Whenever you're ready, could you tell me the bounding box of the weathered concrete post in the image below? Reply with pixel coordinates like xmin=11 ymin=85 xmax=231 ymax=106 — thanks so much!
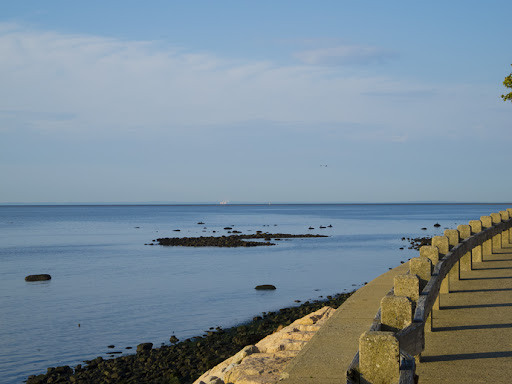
xmin=469 ymin=220 xmax=483 ymax=265
xmin=359 ymin=331 xmax=400 ymax=384
xmin=499 ymin=211 xmax=510 ymax=246
xmin=432 ymin=236 xmax=450 ymax=294
xmin=394 ymin=274 xmax=420 ymax=305
xmin=480 ymin=216 xmax=493 ymax=259
xmin=507 ymin=208 xmax=512 ymax=243
xmin=419 ymin=245 xmax=440 ymax=313
xmin=431 ymin=236 xmax=449 ymax=258
xmin=419 ymin=245 xmax=439 ymax=265
xmin=444 ymin=229 xmax=460 ymax=282
xmin=409 ymin=258 xmax=433 ymax=332
xmin=410 ymin=257 xmax=432 ymax=291
xmin=457 ymin=224 xmax=472 ymax=272
xmin=490 ymin=213 xmax=502 ymax=251
xmin=380 ymin=293 xmax=413 ymax=333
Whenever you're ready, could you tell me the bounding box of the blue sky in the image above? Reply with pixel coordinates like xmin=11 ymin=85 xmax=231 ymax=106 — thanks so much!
xmin=1 ymin=1 xmax=511 ymax=203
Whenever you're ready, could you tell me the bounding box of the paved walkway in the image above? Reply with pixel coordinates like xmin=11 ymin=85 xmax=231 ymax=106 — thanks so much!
xmin=280 ymin=262 xmax=410 ymax=384
xmin=416 ymin=244 xmax=512 ymax=383
xmin=281 ymin=245 xmax=512 ymax=383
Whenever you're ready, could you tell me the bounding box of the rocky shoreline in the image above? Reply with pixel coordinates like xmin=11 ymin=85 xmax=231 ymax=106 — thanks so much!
xmin=194 ymin=306 xmax=336 ymax=384
xmin=26 ymin=293 xmax=352 ymax=384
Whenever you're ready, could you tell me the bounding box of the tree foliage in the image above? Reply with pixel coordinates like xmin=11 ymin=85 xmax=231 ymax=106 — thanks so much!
xmin=502 ymin=64 xmax=512 ymax=102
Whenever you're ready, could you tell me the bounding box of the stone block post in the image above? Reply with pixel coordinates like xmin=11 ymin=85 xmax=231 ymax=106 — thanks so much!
xmin=508 ymin=208 xmax=512 ymax=243
xmin=500 ymin=211 xmax=510 ymax=246
xmin=408 ymin=256 xmax=432 ymax=332
xmin=490 ymin=213 xmax=502 ymax=251
xmin=431 ymin=236 xmax=449 ymax=256
xmin=418 ymin=246 xmax=440 ymax=313
xmin=432 ymin=236 xmax=450 ymax=294
xmin=457 ymin=224 xmax=472 ymax=272
xmin=359 ymin=331 xmax=400 ymax=384
xmin=394 ymin=274 xmax=420 ymax=304
xmin=410 ymin=257 xmax=432 ymax=291
xmin=444 ymin=229 xmax=460 ymax=282
xmin=469 ymin=220 xmax=483 ymax=265
xmin=380 ymin=294 xmax=413 ymax=333
xmin=420 ymin=245 xmax=439 ymax=265
xmin=480 ymin=216 xmax=493 ymax=259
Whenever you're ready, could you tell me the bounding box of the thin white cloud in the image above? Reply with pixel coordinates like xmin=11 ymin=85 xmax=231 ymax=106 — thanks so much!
xmin=293 ymin=44 xmax=398 ymax=66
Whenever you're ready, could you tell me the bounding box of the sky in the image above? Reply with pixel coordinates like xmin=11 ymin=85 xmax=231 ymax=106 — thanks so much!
xmin=1 ymin=1 xmax=511 ymax=204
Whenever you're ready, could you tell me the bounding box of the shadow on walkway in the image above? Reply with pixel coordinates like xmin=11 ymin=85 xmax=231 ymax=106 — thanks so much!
xmin=421 ymin=351 xmax=512 ymax=362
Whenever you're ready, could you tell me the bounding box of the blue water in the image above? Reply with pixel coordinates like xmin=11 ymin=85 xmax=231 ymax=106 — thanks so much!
xmin=0 ymin=203 xmax=510 ymax=383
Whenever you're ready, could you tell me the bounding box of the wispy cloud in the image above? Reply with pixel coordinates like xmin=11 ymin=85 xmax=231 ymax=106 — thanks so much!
xmin=0 ymin=22 xmax=503 ymax=143
xmin=293 ymin=44 xmax=398 ymax=66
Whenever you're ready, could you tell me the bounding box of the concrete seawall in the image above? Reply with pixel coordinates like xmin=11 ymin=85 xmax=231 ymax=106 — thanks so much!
xmin=280 ymin=262 xmax=410 ymax=383
xmin=283 ymin=209 xmax=512 ymax=384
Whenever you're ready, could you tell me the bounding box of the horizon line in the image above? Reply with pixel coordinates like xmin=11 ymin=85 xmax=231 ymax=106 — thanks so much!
xmin=2 ymin=201 xmax=512 ymax=207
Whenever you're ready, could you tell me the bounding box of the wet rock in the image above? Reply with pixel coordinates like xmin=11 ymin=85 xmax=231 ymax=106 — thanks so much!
xmin=25 ymin=274 xmax=51 ymax=282
xmin=403 ymin=236 xmax=432 ymax=250
xmin=170 ymin=335 xmax=179 ymax=344
xmin=434 ymin=223 xmax=441 ymax=227
xmin=255 ymin=284 xmax=276 ymax=290
xmin=136 ymin=343 xmax=153 ymax=353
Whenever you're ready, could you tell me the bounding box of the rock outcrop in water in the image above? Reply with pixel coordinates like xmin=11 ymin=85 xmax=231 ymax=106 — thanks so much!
xmin=254 ymin=285 xmax=277 ymax=290
xmin=154 ymin=233 xmax=327 ymax=247
xmin=25 ymin=274 xmax=51 ymax=282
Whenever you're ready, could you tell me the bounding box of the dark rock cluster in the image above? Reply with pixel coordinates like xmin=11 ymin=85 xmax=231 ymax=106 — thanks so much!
xmin=401 ymin=236 xmax=432 ymax=250
xmin=26 ymin=292 xmax=352 ymax=384
xmin=154 ymin=233 xmax=327 ymax=247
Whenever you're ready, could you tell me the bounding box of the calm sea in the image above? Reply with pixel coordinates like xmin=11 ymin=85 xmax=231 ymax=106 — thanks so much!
xmin=1 ymin=203 xmax=510 ymax=383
